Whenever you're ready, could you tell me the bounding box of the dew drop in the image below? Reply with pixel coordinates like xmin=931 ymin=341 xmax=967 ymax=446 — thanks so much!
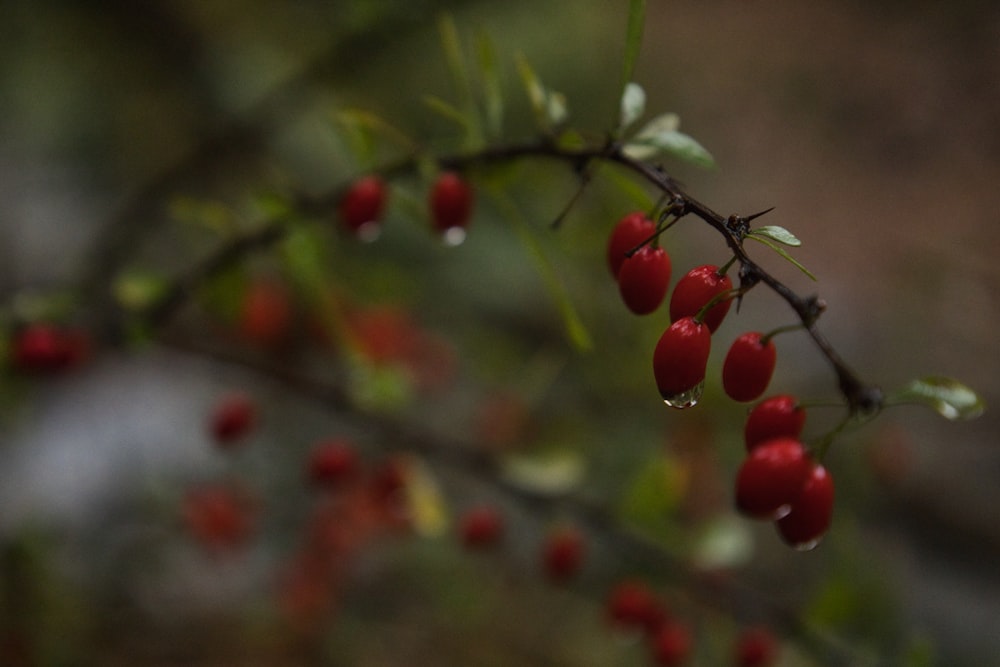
xmin=662 ymin=381 xmax=705 ymax=409
xmin=791 ymin=537 xmax=821 ymax=552
xmin=442 ymin=226 xmax=467 ymax=247
xmin=356 ymin=221 xmax=382 ymax=243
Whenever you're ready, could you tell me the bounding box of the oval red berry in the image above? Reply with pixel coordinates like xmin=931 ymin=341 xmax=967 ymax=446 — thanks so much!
xmin=652 ymin=316 xmax=712 ymax=402
xmin=607 ymin=211 xmax=656 ymax=278
xmin=669 ymin=264 xmax=733 ymax=333
xmin=339 ymin=175 xmax=387 ymax=234
xmin=776 ymin=462 xmax=834 ymax=549
xmin=723 ymin=332 xmax=777 ymax=402
xmin=743 ymin=395 xmax=806 ymax=451
xmin=429 ymin=171 xmax=473 ymax=234
xmin=617 ymin=245 xmax=672 ymax=315
xmin=734 ymin=437 xmax=811 ymax=519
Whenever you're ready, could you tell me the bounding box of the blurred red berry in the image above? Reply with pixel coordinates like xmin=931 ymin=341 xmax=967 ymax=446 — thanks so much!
xmin=429 ymin=171 xmax=473 ymax=236
xmin=606 ymin=579 xmax=668 ymax=635
xmin=649 ymin=621 xmax=693 ymax=666
xmin=10 ymin=323 xmax=90 ymax=373
xmin=239 ymin=279 xmax=293 ymax=348
xmin=776 ymin=462 xmax=835 ymax=549
xmin=542 ymin=527 xmax=585 ymax=583
xmin=743 ymin=395 xmax=806 ymax=451
xmin=308 ymin=439 xmax=360 ymax=488
xmin=339 ymin=175 xmax=387 ymax=235
xmin=210 ymin=392 xmax=257 ymax=446
xmin=459 ymin=505 xmax=505 ymax=550
xmin=735 ymin=626 xmax=778 ymax=667
xmin=182 ymin=483 xmax=255 ymax=553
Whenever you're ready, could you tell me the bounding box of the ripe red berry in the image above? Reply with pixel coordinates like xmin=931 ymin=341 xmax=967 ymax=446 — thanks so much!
xmin=723 ymin=332 xmax=777 ymax=403
xmin=735 ymin=626 xmax=778 ymax=667
xmin=429 ymin=171 xmax=473 ymax=240
xmin=617 ymin=245 xmax=672 ymax=315
xmin=743 ymin=395 xmax=806 ymax=451
xmin=607 ymin=211 xmax=656 ymax=278
xmin=339 ymin=175 xmax=387 ymax=236
xmin=307 ymin=439 xmax=360 ymax=487
xmin=652 ymin=316 xmax=712 ymax=405
xmin=776 ymin=462 xmax=834 ymax=549
xmin=606 ymin=579 xmax=667 ymax=635
xmin=239 ymin=279 xmax=293 ymax=348
xmin=10 ymin=323 xmax=89 ymax=373
xmin=458 ymin=505 xmax=505 ymax=550
xmin=210 ymin=393 xmax=257 ymax=446
xmin=669 ymin=264 xmax=733 ymax=333
xmin=182 ymin=483 xmax=256 ymax=553
xmin=542 ymin=527 xmax=585 ymax=582
xmin=649 ymin=621 xmax=693 ymax=666
xmin=734 ymin=438 xmax=812 ymax=519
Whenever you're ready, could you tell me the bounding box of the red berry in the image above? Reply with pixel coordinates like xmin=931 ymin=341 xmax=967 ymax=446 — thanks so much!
xmin=542 ymin=527 xmax=585 ymax=582
xmin=339 ymin=175 xmax=387 ymax=235
xmin=459 ymin=505 xmax=505 ymax=549
xmin=429 ymin=171 xmax=473 ymax=238
xmin=776 ymin=463 xmax=834 ymax=549
xmin=735 ymin=626 xmax=778 ymax=667
xmin=652 ymin=317 xmax=712 ymax=404
xmin=239 ymin=279 xmax=293 ymax=347
xmin=210 ymin=393 xmax=257 ymax=446
xmin=182 ymin=483 xmax=256 ymax=553
xmin=723 ymin=332 xmax=777 ymax=402
xmin=10 ymin=323 xmax=88 ymax=373
xmin=734 ymin=438 xmax=811 ymax=519
xmin=307 ymin=439 xmax=360 ymax=487
xmin=617 ymin=245 xmax=672 ymax=315
xmin=669 ymin=264 xmax=733 ymax=333
xmin=607 ymin=211 xmax=656 ymax=278
xmin=606 ymin=579 xmax=668 ymax=635
xmin=743 ymin=395 xmax=806 ymax=451
xmin=649 ymin=621 xmax=693 ymax=666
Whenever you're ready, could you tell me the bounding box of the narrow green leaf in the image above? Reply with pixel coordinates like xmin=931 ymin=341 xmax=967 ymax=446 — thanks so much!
xmin=619 ymin=82 xmax=646 ymax=133
xmin=750 ymin=225 xmax=802 ymax=247
xmin=888 ymin=376 xmax=985 ymax=420
xmin=438 ymin=14 xmax=472 ymax=108
xmin=423 ymin=95 xmax=474 ymax=132
xmin=515 ymin=53 xmax=550 ymax=131
xmin=475 ymin=31 xmax=504 ymax=138
xmin=490 ymin=187 xmax=594 ymax=352
xmin=621 ymin=0 xmax=647 ymax=88
xmin=337 ymin=109 xmax=419 ymax=153
xmin=747 ymin=234 xmax=818 ymax=281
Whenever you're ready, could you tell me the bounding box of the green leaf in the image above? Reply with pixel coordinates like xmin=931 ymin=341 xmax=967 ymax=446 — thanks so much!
xmin=114 ymin=272 xmax=169 ymax=312
xmin=337 ymin=109 xmax=418 ymax=153
xmin=749 ymin=225 xmax=801 ymax=247
xmin=280 ymin=225 xmax=331 ymax=295
xmin=619 ymin=82 xmax=646 ymax=133
xmin=888 ymin=376 xmax=984 ymax=420
xmin=437 ymin=14 xmax=483 ymax=146
xmin=621 ymin=0 xmax=647 ymax=88
xmin=747 ymin=234 xmax=817 ymax=281
xmin=514 ymin=54 xmax=567 ymax=133
xmin=489 ymin=187 xmax=594 ymax=352
xmin=423 ymin=95 xmax=475 ymax=132
xmin=475 ymin=31 xmax=504 ymax=138
xmin=622 ymin=113 xmax=715 ymax=168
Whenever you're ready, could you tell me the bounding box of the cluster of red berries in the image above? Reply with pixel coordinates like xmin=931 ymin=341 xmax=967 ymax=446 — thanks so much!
xmin=455 ymin=504 xmax=779 ymax=665
xmin=338 ymin=170 xmax=474 ymax=243
xmin=735 ymin=395 xmax=835 ymax=549
xmin=607 ymin=211 xmax=780 ymax=407
xmin=607 ymin=212 xmax=835 ymax=549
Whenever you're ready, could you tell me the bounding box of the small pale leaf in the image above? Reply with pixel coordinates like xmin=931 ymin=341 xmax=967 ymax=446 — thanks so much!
xmin=501 ymin=450 xmax=585 ymax=495
xmin=747 ymin=235 xmax=817 ymax=281
xmin=623 ymin=114 xmax=714 ymax=167
xmin=619 ymin=82 xmax=646 ymax=132
xmin=750 ymin=225 xmax=802 ymax=247
xmin=890 ymin=377 xmax=984 ymax=420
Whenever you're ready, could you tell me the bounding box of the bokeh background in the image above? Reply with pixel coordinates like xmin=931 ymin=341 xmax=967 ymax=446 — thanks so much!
xmin=1 ymin=1 xmax=998 ymax=665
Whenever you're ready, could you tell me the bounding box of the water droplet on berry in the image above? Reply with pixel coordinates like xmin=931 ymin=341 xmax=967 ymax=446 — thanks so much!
xmin=442 ymin=227 xmax=467 ymax=247
xmin=356 ymin=221 xmax=382 ymax=243
xmin=790 ymin=537 xmax=821 ymax=552
xmin=662 ymin=381 xmax=704 ymax=409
